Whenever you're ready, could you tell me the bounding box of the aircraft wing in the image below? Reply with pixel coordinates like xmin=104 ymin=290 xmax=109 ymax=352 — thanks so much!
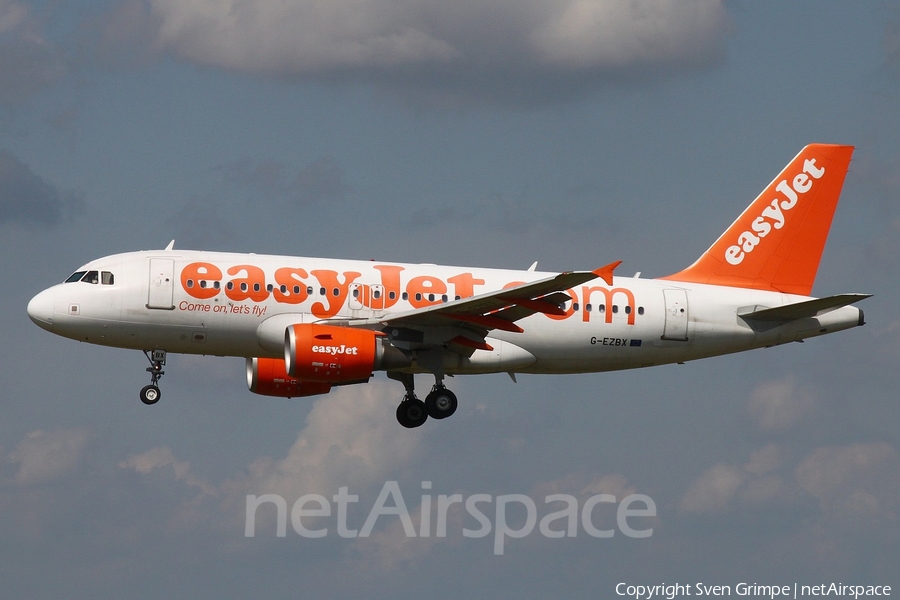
xmin=738 ymin=293 xmax=871 ymax=322
xmin=324 ymin=261 xmax=620 ymax=352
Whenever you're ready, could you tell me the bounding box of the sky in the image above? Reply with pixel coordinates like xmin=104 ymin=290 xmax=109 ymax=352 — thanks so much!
xmin=2 ymin=0 xmax=900 ymax=597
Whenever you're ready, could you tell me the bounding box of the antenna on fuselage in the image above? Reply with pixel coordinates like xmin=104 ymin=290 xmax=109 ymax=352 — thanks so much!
xmin=165 ymin=240 xmax=175 ymax=251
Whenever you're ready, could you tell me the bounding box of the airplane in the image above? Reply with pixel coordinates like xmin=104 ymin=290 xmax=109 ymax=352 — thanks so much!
xmin=27 ymin=144 xmax=869 ymax=428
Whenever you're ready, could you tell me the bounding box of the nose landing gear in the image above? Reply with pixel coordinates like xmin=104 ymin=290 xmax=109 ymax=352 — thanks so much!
xmin=140 ymin=349 xmax=166 ymax=405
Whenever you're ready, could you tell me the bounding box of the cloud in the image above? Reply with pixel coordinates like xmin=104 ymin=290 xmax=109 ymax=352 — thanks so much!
xmin=221 ymin=156 xmax=351 ymax=207
xmin=8 ymin=428 xmax=89 ymax=485
xmin=0 ymin=0 xmax=26 ymax=31
xmin=885 ymin=16 xmax=900 ymax=69
xmin=228 ymin=382 xmax=422 ymax=504
xmin=680 ymin=439 xmax=900 ymax=530
xmin=119 ymin=446 xmax=217 ymax=496
xmin=795 ymin=443 xmax=900 ymax=521
xmin=130 ymin=0 xmax=728 ymax=105
xmin=0 ymin=1 xmax=64 ymax=106
xmin=290 ymin=158 xmax=352 ymax=206
xmin=746 ymin=376 xmax=815 ymax=432
xmin=0 ymin=151 xmax=84 ymax=227
xmin=680 ymin=444 xmax=799 ymax=515
xmin=680 ymin=463 xmax=745 ymax=514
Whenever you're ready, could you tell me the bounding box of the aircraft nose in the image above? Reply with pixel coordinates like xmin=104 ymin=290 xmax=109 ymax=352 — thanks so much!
xmin=27 ymin=288 xmax=55 ymax=331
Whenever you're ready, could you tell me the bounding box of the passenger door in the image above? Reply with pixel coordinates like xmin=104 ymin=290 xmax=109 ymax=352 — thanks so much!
xmin=147 ymin=258 xmax=175 ymax=310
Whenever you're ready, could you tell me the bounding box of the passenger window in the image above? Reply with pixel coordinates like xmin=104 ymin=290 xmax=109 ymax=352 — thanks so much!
xmin=638 ymin=307 xmax=644 ymax=315
xmin=83 ymin=271 xmax=99 ymax=284
xmin=65 ymin=271 xmax=86 ymax=283
xmin=612 ymin=305 xmax=619 ymax=313
xmin=585 ymin=303 xmax=592 ymax=312
xmin=625 ymin=306 xmax=632 ymax=314
xmin=101 ymin=271 xmax=114 ymax=285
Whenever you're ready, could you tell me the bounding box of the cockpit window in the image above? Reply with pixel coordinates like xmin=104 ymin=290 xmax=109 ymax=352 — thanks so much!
xmin=64 ymin=270 xmax=114 ymax=284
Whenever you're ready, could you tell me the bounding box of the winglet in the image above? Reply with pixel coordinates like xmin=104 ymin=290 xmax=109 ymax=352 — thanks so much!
xmin=593 ymin=261 xmax=622 ymax=286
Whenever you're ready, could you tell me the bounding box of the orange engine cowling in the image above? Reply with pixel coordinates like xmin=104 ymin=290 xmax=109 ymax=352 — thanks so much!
xmin=246 ymin=357 xmax=332 ymax=398
xmin=285 ymin=324 xmax=387 ymax=383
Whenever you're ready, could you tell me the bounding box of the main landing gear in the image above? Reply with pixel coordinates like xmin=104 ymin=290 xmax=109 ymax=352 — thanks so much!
xmin=140 ymin=349 xmax=166 ymax=405
xmin=389 ymin=373 xmax=458 ymax=428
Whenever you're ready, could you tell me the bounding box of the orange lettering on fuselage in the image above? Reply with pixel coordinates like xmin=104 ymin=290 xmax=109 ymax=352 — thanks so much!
xmin=177 ymin=262 xmax=640 ymax=326
xmin=182 ymin=262 xmax=222 ymax=300
xmin=581 ymin=286 xmax=636 ymax=325
xmin=370 ymin=265 xmax=404 ymax=309
xmin=310 ymin=270 xmax=361 ymax=318
xmin=407 ymin=275 xmax=447 ymax=308
xmin=273 ymin=267 xmax=309 ymax=304
xmin=226 ymin=265 xmax=269 ymax=302
xmin=447 ymin=272 xmax=485 ymax=299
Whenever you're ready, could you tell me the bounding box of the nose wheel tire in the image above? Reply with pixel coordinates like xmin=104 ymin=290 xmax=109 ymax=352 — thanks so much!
xmin=140 ymin=384 xmax=161 ymax=405
xmin=396 ymin=398 xmax=428 ymax=428
xmin=425 ymin=387 xmax=458 ymax=419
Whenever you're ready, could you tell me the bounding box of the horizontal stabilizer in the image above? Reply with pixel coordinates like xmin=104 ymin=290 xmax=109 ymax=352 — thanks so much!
xmin=738 ymin=293 xmax=871 ymax=322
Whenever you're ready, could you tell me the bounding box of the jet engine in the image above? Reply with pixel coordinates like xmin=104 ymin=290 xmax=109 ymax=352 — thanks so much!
xmin=246 ymin=357 xmax=333 ymax=398
xmin=284 ymin=324 xmax=409 ymax=383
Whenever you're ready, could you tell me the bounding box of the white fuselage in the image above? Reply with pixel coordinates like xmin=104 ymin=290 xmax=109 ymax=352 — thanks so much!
xmin=26 ymin=249 xmax=863 ymax=376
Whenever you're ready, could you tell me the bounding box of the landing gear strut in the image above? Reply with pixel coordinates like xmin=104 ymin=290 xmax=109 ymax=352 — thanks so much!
xmin=140 ymin=349 xmax=166 ymax=405
xmin=389 ymin=372 xmax=428 ymax=428
xmin=388 ymin=372 xmax=458 ymax=428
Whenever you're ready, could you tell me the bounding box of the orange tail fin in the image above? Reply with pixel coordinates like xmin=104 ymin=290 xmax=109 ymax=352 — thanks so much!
xmin=660 ymin=144 xmax=854 ymax=296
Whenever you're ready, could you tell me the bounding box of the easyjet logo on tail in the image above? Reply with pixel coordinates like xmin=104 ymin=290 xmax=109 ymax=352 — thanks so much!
xmin=724 ymin=158 xmax=826 ymax=266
